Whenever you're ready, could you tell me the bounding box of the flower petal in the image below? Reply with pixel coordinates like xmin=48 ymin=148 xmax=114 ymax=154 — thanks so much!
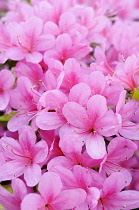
xmin=21 ymin=194 xmax=44 ymax=210
xmin=87 ymin=95 xmax=107 ymax=123
xmin=62 ymin=102 xmax=89 ymax=129
xmin=38 ymin=172 xmax=63 ymax=201
xmin=36 ymin=110 xmax=66 ymax=130
xmin=86 ymin=134 xmax=106 ymax=159
xmin=52 ymin=189 xmax=86 ymax=209
xmin=24 ymin=163 xmax=41 ymax=187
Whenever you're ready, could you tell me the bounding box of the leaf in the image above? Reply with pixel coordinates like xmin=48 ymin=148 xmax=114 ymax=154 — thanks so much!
xmin=90 ymin=42 xmax=101 ymax=48
xmin=0 ymin=204 xmax=5 ymax=210
xmin=131 ymin=88 xmax=139 ymax=102
xmin=0 ymin=112 xmax=18 ymax=122
xmin=2 ymin=185 xmax=13 ymax=194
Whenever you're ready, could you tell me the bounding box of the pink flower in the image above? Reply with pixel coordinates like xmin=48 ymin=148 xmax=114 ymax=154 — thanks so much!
xmin=21 ymin=172 xmax=87 ymax=210
xmin=100 ymin=136 xmax=138 ymax=186
xmin=44 ymin=33 xmax=90 ymax=64
xmin=8 ymin=76 xmax=40 ymax=131
xmin=62 ymin=95 xmax=118 ymax=159
xmin=49 ymin=165 xmax=105 ymax=210
xmin=0 ymin=126 xmax=48 ymax=186
xmin=6 ymin=16 xmax=55 ymax=63
xmin=0 ymin=178 xmax=27 ymax=210
xmin=94 ymin=172 xmax=139 ymax=210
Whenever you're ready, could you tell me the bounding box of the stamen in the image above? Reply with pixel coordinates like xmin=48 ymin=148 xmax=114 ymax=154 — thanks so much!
xmin=10 ymin=148 xmax=32 ymax=161
xmin=106 ymin=161 xmax=139 ymax=172
xmin=30 ymin=87 xmax=41 ymax=98
xmin=123 ymin=122 xmax=139 ymax=128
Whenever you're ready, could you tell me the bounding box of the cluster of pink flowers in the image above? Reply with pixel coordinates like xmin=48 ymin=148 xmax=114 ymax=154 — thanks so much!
xmin=1 ymin=0 xmax=139 ymax=209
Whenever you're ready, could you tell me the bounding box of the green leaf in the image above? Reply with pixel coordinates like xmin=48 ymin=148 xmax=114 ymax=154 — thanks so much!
xmin=0 ymin=112 xmax=18 ymax=122
xmin=0 ymin=204 xmax=5 ymax=209
xmin=2 ymin=185 xmax=13 ymax=194
xmin=90 ymin=42 xmax=101 ymax=48
xmin=131 ymin=88 xmax=139 ymax=102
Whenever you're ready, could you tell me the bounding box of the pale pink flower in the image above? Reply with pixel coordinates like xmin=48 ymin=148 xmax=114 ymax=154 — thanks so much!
xmin=6 ymin=16 xmax=55 ymax=63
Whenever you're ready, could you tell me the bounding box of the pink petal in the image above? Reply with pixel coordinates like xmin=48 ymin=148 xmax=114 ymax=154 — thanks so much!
xmin=73 ymin=165 xmax=92 ymax=187
xmin=12 ymin=178 xmax=27 ymax=202
xmin=121 ymin=99 xmax=138 ymax=121
xmin=14 ymin=62 xmax=43 ymax=84
xmin=0 ymin=186 xmax=19 ymax=210
xmin=75 ymin=203 xmax=89 ymax=210
xmin=24 ymin=16 xmax=43 ymax=39
xmin=24 ymin=163 xmax=41 ymax=187
xmin=109 ymin=190 xmax=139 ymax=209
xmin=1 ymin=136 xmax=22 ymax=160
xmin=39 ymin=89 xmax=67 ymax=109
xmin=52 ymin=189 xmax=86 ymax=209
xmin=47 ymin=156 xmax=76 ymax=171
xmin=95 ymin=110 xmax=118 ymax=137
xmin=0 ymin=92 xmax=9 ymax=110
xmin=21 ymin=194 xmax=44 ymax=210
xmin=59 ymin=12 xmax=76 ymax=31
xmin=103 ymin=163 xmax=132 ymax=187
xmin=87 ymin=187 xmax=100 ymax=209
xmin=107 ymin=137 xmax=137 ymax=162
xmin=0 ymin=161 xmax=25 ymax=181
xmin=33 ymin=140 xmax=48 ymax=163
xmin=56 ymin=33 xmax=72 ymax=53
xmin=89 ymin=71 xmax=106 ymax=95
xmin=35 ymin=34 xmax=55 ymax=51
xmin=72 ymin=44 xmax=90 ymax=60
xmin=38 ymin=172 xmax=63 ymax=201
xmin=0 ymin=69 xmax=14 ymax=90
xmin=62 ymin=102 xmax=89 ymax=129
xmin=116 ymin=90 xmax=126 ymax=113
xmin=64 ymin=58 xmax=81 ymax=74
xmin=6 ymin=47 xmax=25 ymax=60
xmin=36 ymin=110 xmax=66 ymax=130
xmin=26 ymin=51 xmax=42 ymax=63
xmin=102 ymin=172 xmax=126 ymax=197
xmin=59 ymin=133 xmax=83 ymax=156
xmin=18 ymin=125 xmax=36 ymax=150
xmin=87 ymin=95 xmax=107 ymax=123
xmin=44 ymin=21 xmax=60 ymax=36
xmin=86 ymin=134 xmax=106 ymax=159
xmin=7 ymin=114 xmax=33 ymax=132
xmin=50 ymin=165 xmax=78 ymax=189
xmin=69 ymin=83 xmax=91 ymax=105
xmin=120 ymin=122 xmax=139 ymax=140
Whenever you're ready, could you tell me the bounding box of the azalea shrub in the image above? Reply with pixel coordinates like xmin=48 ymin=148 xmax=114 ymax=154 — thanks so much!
xmin=1 ymin=0 xmax=139 ymax=209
